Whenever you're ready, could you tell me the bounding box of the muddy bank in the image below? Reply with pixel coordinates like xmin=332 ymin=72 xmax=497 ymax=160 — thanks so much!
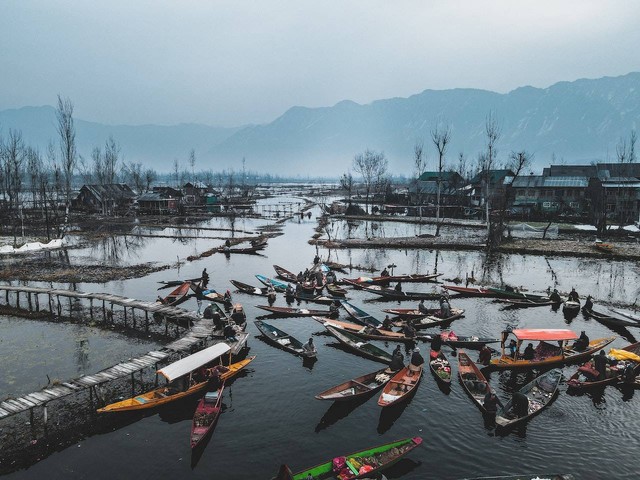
xmin=312 ymin=236 xmax=640 ymax=260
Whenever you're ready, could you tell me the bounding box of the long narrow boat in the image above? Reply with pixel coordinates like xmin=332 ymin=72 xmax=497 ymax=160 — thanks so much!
xmin=383 ymin=307 xmax=442 ymax=319
xmin=343 ymin=273 xmax=441 ymax=285
xmin=396 ymin=308 xmax=465 ymax=330
xmin=377 ymin=365 xmax=423 ymax=407
xmin=491 ymin=329 xmax=616 ymax=370
xmin=422 ymin=331 xmax=499 ymax=349
xmin=488 ymin=287 xmax=549 ymax=302
xmin=273 ymin=437 xmax=423 ymax=480
xmin=159 ymin=281 xmax=192 ymax=306
xmin=611 ymin=308 xmax=640 ymax=323
xmin=197 ymin=287 xmax=228 ymax=304
xmin=315 ymin=368 xmax=392 ymax=401
xmin=273 ymin=265 xmax=298 ymax=283
xmin=257 ymin=305 xmax=334 ymax=317
xmin=583 ymin=307 xmax=639 ymax=327
xmin=341 ymin=300 xmax=383 ymax=327
xmin=217 ymin=243 xmax=266 ymax=254
xmin=292 ymin=291 xmax=341 ymax=305
xmin=256 ymin=274 xmax=288 ymax=292
xmin=190 ymin=383 xmax=224 ymax=449
xmin=458 ymin=350 xmax=493 ymax=412
xmin=157 ymin=277 xmax=201 ymax=290
xmin=230 ymin=279 xmax=272 ymax=297
xmin=255 ymin=320 xmax=316 ymax=358
xmin=567 ymin=342 xmax=640 ymax=390
xmin=443 ymin=285 xmax=493 ymax=296
xmin=429 ymin=351 xmax=452 ymax=384
xmin=97 ymin=345 xmax=253 ymax=413
xmin=326 ymin=283 xmax=348 ymax=297
xmin=315 ymin=317 xmax=419 ymax=343
xmin=463 ymin=475 xmax=575 ymax=480
xmin=343 ymin=280 xmax=441 ymax=301
xmin=499 ymin=299 xmax=558 ymax=309
xmin=495 ymin=368 xmax=563 ymax=428
xmin=325 ymin=325 xmax=393 ymax=364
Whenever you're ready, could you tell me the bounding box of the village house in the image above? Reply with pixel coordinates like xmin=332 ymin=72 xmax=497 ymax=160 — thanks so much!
xmin=508 ymin=175 xmax=590 ymax=216
xmin=137 ymin=187 xmax=183 ymax=215
xmin=183 ymin=181 xmax=212 ymax=205
xmin=73 ymin=184 xmax=136 ymax=214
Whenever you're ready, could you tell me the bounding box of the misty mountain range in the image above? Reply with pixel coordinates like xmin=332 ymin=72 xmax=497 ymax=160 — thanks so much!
xmin=1 ymin=72 xmax=639 ymax=176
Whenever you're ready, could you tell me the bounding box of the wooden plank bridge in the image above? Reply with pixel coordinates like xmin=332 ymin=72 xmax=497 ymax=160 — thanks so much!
xmin=0 ymin=284 xmax=248 ymax=421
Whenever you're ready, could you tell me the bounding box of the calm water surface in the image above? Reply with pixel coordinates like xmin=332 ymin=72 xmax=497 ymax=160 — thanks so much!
xmin=2 ymin=205 xmax=640 ymax=479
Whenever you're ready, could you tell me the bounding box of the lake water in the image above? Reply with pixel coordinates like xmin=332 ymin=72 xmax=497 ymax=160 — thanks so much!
xmin=1 ymin=202 xmax=639 ymax=479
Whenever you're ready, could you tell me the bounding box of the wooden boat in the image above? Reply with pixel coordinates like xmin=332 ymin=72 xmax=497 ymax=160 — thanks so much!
xmin=562 ymin=300 xmax=581 ymax=312
xmin=273 ymin=436 xmax=423 ymax=480
xmin=611 ymin=308 xmax=640 ymax=323
xmin=230 ymin=279 xmax=273 ymax=297
xmin=291 ymin=291 xmax=341 ymax=305
xmin=326 ymin=283 xmax=348 ymax=297
xmin=593 ymin=240 xmax=614 ymax=253
xmin=422 ymin=330 xmax=499 ymax=349
xmin=325 ymin=325 xmax=392 ymax=364
xmin=97 ymin=345 xmax=253 ymax=413
xmin=256 ymin=274 xmax=288 ymax=292
xmin=397 ymin=308 xmax=465 ymax=330
xmin=567 ymin=342 xmax=640 ymax=389
xmin=315 ymin=368 xmax=392 ymax=401
xmin=377 ymin=365 xmax=423 ymax=407
xmin=343 ymin=280 xmax=441 ymax=301
xmin=341 ymin=300 xmax=383 ymax=327
xmin=458 ymin=350 xmax=493 ymax=412
xmin=463 ymin=475 xmax=575 ymax=480
xmin=197 ymin=288 xmax=228 ymax=304
xmin=343 ymin=273 xmax=441 ymax=285
xmin=273 ymin=264 xmax=298 ymax=283
xmin=583 ymin=307 xmax=639 ymax=327
xmin=315 ymin=317 xmax=420 ymax=343
xmin=491 ymin=328 xmax=616 ymax=370
xmin=190 ymin=383 xmax=224 ymax=449
xmin=429 ymin=351 xmax=452 ymax=384
xmin=157 ymin=277 xmax=200 ymax=290
xmin=499 ymin=299 xmax=557 ymax=309
xmin=323 ymin=261 xmax=349 ymax=273
xmin=382 ymin=307 xmax=441 ymax=319
xmin=487 ymin=287 xmax=549 ymax=302
xmin=158 ymin=281 xmax=192 ymax=306
xmin=256 ymin=305 xmax=335 ymax=317
xmin=217 ymin=243 xmax=266 ymax=254
xmin=443 ymin=285 xmax=493 ymax=296
xmin=495 ymin=368 xmax=563 ymax=428
xmin=254 ymin=320 xmax=317 ymax=358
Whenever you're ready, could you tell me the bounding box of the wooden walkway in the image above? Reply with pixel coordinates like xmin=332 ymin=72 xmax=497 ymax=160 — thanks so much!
xmin=0 ymin=285 xmax=248 ymax=420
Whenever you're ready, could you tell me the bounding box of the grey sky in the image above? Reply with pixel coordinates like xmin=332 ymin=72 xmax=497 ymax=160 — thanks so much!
xmin=1 ymin=0 xmax=639 ymax=127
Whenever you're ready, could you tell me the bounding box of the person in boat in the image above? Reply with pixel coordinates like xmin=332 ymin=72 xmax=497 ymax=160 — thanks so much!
xmin=314 ymin=270 xmax=324 ymax=287
xmin=224 ymin=322 xmax=238 ymax=342
xmin=201 ymin=268 xmax=209 ymax=289
xmin=439 ymin=296 xmax=451 ymax=318
xmin=623 ymin=362 xmax=637 ymax=384
xmin=157 ymin=295 xmax=165 ymax=304
xmin=206 ymin=365 xmax=230 ymax=390
xmin=302 ymin=337 xmax=317 ymax=356
xmin=387 ymin=346 xmax=405 ymax=373
xmin=267 ymin=284 xmax=277 ymax=305
xmin=381 ymin=267 xmax=389 ymax=277
xmin=402 ymin=322 xmax=417 ymax=339
xmin=478 ymin=345 xmax=492 ymax=366
xmin=512 ymin=391 xmax=529 ymax=418
xmin=573 ymin=331 xmax=590 ymax=351
xmin=584 ymin=295 xmax=594 ymax=312
xmin=297 ymin=271 xmax=304 ymax=283
xmin=381 ymin=315 xmax=393 ymax=331
xmin=408 ymin=347 xmax=424 ymax=376
xmin=307 ymin=211 xmax=312 ymax=219
xmin=568 ymin=287 xmax=579 ymax=302
xmin=394 ymin=282 xmax=403 ymax=294
xmin=593 ymin=350 xmax=609 ymax=380
xmin=430 ymin=334 xmax=443 ymax=359
xmin=313 ymin=254 xmax=320 ymax=265
xmin=550 ymin=288 xmax=562 ymax=304
xmin=483 ymin=391 xmax=503 ymax=414
xmin=329 ymin=301 xmax=340 ymax=317
xmin=523 ymin=343 xmax=535 ymax=361
xmin=203 ymin=303 xmax=214 ymax=319
xmin=212 ymin=311 xmax=224 ymax=332
xmin=418 ymin=299 xmax=429 ymax=314
xmin=224 ymin=239 xmax=231 ymax=252
xmin=285 ymin=283 xmax=295 ymax=298
xmin=507 ymin=339 xmax=518 ymax=359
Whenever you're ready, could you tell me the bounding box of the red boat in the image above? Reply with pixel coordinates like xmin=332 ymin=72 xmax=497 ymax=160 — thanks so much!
xmin=158 ymin=281 xmax=192 ymax=306
xmin=191 ymin=383 xmax=224 ymax=449
xmin=443 ymin=285 xmax=493 ymax=296
xmin=342 ymin=273 xmax=441 ymax=285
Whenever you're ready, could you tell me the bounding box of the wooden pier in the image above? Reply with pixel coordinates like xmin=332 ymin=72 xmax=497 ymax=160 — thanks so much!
xmin=0 ymin=284 xmax=248 ymax=421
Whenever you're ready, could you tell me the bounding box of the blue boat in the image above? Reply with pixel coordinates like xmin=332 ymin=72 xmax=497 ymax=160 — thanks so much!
xmin=255 ymin=274 xmax=288 ymax=292
xmin=340 ymin=301 xmax=383 ymax=328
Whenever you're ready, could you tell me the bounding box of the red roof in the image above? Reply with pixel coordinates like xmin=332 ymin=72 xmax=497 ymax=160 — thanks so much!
xmin=512 ymin=329 xmax=578 ymax=341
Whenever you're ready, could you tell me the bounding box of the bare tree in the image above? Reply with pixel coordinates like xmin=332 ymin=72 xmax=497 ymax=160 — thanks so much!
xmin=353 ymin=149 xmax=388 ymax=214
xmin=2 ymin=130 xmax=27 ymax=243
xmin=483 ymin=112 xmax=501 ymax=235
xmin=188 ymin=149 xmax=196 ymax=183
xmin=412 ymin=140 xmax=426 ymax=217
xmin=103 ymin=135 xmax=120 ymax=185
xmin=173 ymin=158 xmax=180 ymax=188
xmin=26 ymin=146 xmax=42 ymax=211
xmin=56 ymin=95 xmax=77 ymax=219
xmin=124 ymin=162 xmax=144 ymax=193
xmin=431 ymin=121 xmax=451 ymax=235
xmin=614 ymin=130 xmax=637 ymax=226
xmin=144 ymin=168 xmax=156 ymax=192
xmin=340 ymin=172 xmax=354 ymax=201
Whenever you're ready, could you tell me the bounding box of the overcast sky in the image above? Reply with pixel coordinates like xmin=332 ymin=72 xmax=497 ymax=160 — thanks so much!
xmin=1 ymin=0 xmax=639 ymax=127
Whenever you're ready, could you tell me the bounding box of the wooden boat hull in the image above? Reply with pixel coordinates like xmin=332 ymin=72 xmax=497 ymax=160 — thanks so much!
xmin=490 ymin=337 xmax=615 ymax=370
xmin=443 ymin=285 xmax=492 ymax=296
xmin=273 ymin=264 xmax=298 ymax=283
xmin=255 ymin=320 xmax=315 ymax=358
xmin=378 ymin=366 xmax=423 ymax=407
xmin=343 ymin=274 xmax=441 ymax=285
xmin=255 ymin=275 xmax=288 ymax=292
xmin=567 ymin=342 xmax=640 ymax=390
xmin=230 ymin=279 xmax=271 ymax=296
xmin=315 ymin=368 xmax=392 ymax=401
xmin=317 ymin=318 xmax=417 ymax=343
xmin=382 ymin=308 xmax=440 ymax=318
xmin=562 ymin=300 xmax=581 ymax=312
xmin=488 ymin=287 xmax=549 ymax=301
xmin=325 ymin=325 xmax=392 ymax=363
xmin=495 ymin=368 xmax=563 ymax=429
xmin=97 ymin=357 xmax=253 ymax=413
xmin=458 ymin=350 xmax=492 ymax=413
xmin=160 ymin=281 xmax=192 ymax=306
xmin=405 ymin=309 xmax=465 ymax=329
xmin=257 ymin=305 xmax=333 ymax=317
xmin=500 ymin=299 xmax=557 ymax=309
xmin=464 ymin=475 xmax=575 ymax=480
xmin=341 ymin=301 xmax=383 ymax=327
xmin=326 ymin=283 xmax=348 ymax=297
xmin=190 ymin=384 xmax=224 ymax=449
xmin=429 ymin=352 xmax=452 ymax=384
xmin=276 ymin=436 xmax=423 ymax=480
xmin=583 ymin=307 xmax=639 ymax=327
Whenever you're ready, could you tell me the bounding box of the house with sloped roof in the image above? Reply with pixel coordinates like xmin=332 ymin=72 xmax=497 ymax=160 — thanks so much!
xmin=410 ymin=171 xmax=466 ymax=206
xmin=509 ymin=175 xmax=590 ymax=214
xmin=468 ymin=169 xmax=514 ymax=207
xmin=73 ymin=184 xmax=136 ymax=214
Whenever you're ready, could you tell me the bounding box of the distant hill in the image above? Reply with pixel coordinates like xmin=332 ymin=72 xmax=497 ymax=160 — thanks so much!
xmin=2 ymin=73 xmax=640 ymax=175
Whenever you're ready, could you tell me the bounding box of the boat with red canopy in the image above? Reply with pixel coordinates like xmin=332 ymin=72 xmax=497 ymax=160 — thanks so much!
xmin=490 ymin=328 xmax=615 ymax=370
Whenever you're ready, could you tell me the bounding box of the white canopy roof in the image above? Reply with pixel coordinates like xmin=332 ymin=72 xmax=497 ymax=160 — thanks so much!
xmin=158 ymin=343 xmax=230 ymax=382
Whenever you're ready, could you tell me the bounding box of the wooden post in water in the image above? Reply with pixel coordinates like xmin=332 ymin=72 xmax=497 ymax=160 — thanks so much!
xmin=48 ymin=294 xmax=53 ymax=314
xmin=35 ymin=293 xmax=39 ymax=311
xmin=5 ymin=289 xmax=9 ymax=304
xmin=110 ymin=302 xmax=114 ymax=324
xmin=154 ymin=363 xmax=159 ymax=386
xmin=165 ymin=316 xmax=169 ymax=335
xmin=27 ymin=292 xmax=32 ymax=310
xmin=16 ymin=291 xmax=20 ymax=309
xmin=68 ymin=297 xmax=72 ymax=319
xmin=144 ymin=310 xmax=149 ymax=332
xmin=102 ymin=300 xmax=106 ymax=321
xmin=130 ymin=372 xmax=135 ymax=398
xmin=56 ymin=295 xmax=61 ymax=316
xmin=89 ymin=298 xmax=94 ymax=319
xmin=123 ymin=305 xmax=127 ymax=327
xmin=132 ymin=308 xmax=136 ymax=329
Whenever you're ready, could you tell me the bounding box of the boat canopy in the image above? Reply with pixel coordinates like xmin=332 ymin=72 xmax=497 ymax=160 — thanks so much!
xmin=512 ymin=328 xmax=578 ymax=341
xmin=158 ymin=343 xmax=230 ymax=382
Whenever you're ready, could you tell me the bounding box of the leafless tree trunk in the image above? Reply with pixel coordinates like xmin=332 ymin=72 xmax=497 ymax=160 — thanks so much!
xmin=189 ymin=149 xmax=196 ymax=184
xmin=353 ymin=149 xmax=388 ymax=214
xmin=56 ymin=95 xmax=77 ymax=224
xmin=431 ymin=121 xmax=451 ymax=235
xmin=124 ymin=162 xmax=144 ymax=194
xmin=413 ymin=140 xmax=426 ymax=217
xmin=173 ymin=158 xmax=180 ymax=189
xmin=340 ymin=172 xmax=354 ymax=201
xmin=144 ymin=168 xmax=156 ymax=192
xmin=484 ymin=112 xmax=501 ymax=236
